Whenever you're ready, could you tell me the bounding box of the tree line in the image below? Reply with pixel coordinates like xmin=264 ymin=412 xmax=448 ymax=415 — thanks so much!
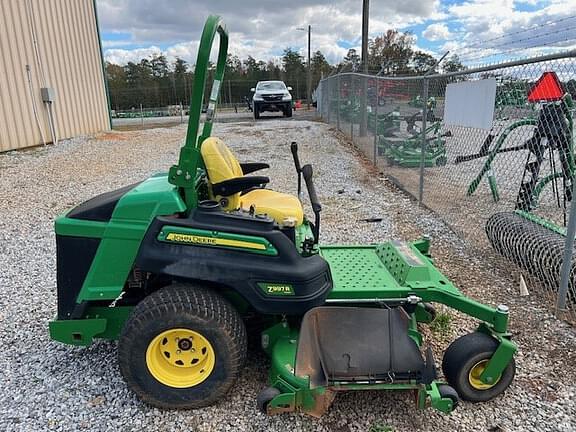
xmin=105 ymin=30 xmax=466 ymax=110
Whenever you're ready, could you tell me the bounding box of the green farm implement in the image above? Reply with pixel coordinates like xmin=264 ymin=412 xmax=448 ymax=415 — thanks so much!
xmin=368 ymin=108 xmax=401 ymax=137
xmin=496 ymin=87 xmax=527 ymax=108
xmin=409 ymin=95 xmax=437 ymax=111
xmin=463 ymin=93 xmax=574 ymax=209
xmin=457 ymin=72 xmax=576 ymax=303
xmin=341 ymin=98 xmax=360 ymax=122
xmin=50 ymin=16 xmax=516 ymax=416
xmin=379 ymin=121 xmax=449 ymax=168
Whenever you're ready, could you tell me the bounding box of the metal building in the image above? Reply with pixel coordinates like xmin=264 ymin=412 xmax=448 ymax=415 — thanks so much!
xmin=0 ymin=0 xmax=110 ymax=152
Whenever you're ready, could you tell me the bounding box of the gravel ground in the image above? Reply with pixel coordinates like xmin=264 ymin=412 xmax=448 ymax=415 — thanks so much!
xmin=112 ymin=108 xmax=316 ymax=130
xmin=1 ymin=119 xmax=575 ymax=432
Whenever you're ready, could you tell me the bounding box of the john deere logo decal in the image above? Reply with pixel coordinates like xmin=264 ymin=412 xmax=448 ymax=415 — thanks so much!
xmin=158 ymin=227 xmax=278 ymax=256
xmin=166 ymin=233 xmax=217 ymax=245
xmin=258 ymin=283 xmax=295 ymax=296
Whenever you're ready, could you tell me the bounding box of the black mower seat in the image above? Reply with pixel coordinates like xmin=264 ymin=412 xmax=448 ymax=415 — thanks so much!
xmin=295 ymin=307 xmax=426 ymax=388
xmin=201 ymin=137 xmax=304 ymax=225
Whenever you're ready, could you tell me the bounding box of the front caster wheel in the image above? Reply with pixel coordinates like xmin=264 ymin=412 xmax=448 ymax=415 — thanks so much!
xmin=438 ymin=384 xmax=459 ymax=410
xmin=420 ymin=302 xmax=437 ymax=323
xmin=442 ymin=332 xmax=515 ymax=402
xmin=257 ymin=387 xmax=281 ymax=413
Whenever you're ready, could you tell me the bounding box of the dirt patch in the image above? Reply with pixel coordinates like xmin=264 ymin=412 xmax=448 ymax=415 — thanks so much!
xmin=94 ymin=132 xmax=130 ymax=141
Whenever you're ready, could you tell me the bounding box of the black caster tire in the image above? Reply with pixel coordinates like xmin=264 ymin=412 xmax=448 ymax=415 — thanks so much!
xmin=442 ymin=332 xmax=515 ymax=402
xmin=423 ymin=302 xmax=437 ymax=322
xmin=438 ymin=384 xmax=459 ymax=410
xmin=257 ymin=387 xmax=281 ymax=413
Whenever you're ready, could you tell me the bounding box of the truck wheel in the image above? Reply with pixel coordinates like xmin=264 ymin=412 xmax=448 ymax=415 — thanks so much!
xmin=254 ymin=105 xmax=260 ymax=119
xmin=285 ymin=107 xmax=293 ymax=118
xmin=118 ymin=283 xmax=247 ymax=409
xmin=442 ymin=332 xmax=515 ymax=402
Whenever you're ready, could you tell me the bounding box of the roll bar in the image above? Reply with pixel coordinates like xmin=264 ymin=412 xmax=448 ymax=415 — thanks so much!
xmin=169 ymin=15 xmax=229 ymax=207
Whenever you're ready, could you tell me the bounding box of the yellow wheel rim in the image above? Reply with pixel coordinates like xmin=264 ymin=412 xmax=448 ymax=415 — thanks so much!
xmin=468 ymin=359 xmax=501 ymax=390
xmin=146 ymin=328 xmax=215 ymax=388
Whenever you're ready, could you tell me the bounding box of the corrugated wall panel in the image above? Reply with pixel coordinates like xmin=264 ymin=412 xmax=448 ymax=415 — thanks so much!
xmin=0 ymin=0 xmax=109 ymax=152
xmin=0 ymin=0 xmax=41 ymax=151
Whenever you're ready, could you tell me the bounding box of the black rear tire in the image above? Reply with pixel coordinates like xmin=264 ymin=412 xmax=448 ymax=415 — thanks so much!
xmin=442 ymin=332 xmax=515 ymax=402
xmin=118 ymin=283 xmax=247 ymax=409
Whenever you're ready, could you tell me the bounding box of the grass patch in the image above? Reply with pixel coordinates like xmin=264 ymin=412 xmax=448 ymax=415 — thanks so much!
xmin=430 ymin=312 xmax=452 ymax=337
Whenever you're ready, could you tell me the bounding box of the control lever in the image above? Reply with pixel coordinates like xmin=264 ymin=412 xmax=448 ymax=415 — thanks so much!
xmin=290 ymin=141 xmax=302 ymax=199
xmin=301 ymin=164 xmax=321 ymax=244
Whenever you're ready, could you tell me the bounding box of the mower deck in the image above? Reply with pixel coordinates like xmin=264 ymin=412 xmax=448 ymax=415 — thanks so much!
xmin=262 ymin=304 xmax=451 ymax=416
xmin=260 ymin=239 xmax=515 ymax=416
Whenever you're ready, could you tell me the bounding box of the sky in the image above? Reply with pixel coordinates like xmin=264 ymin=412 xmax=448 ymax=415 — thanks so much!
xmin=97 ymin=0 xmax=576 ymax=68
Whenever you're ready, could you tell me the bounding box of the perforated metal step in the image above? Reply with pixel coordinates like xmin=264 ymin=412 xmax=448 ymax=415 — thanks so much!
xmin=320 ymin=246 xmax=398 ymax=292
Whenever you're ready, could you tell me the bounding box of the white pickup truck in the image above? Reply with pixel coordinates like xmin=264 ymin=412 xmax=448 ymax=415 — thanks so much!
xmin=251 ymin=80 xmax=293 ymax=119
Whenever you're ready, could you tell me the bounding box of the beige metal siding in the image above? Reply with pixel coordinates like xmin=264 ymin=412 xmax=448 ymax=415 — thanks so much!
xmin=0 ymin=0 xmax=109 ymax=152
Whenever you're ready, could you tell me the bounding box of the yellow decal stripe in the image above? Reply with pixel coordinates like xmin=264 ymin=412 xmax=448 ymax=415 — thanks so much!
xmin=165 ymin=233 xmax=266 ymax=250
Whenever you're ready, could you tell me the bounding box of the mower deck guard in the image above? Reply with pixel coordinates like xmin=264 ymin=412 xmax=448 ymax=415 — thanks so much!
xmin=295 ymin=307 xmax=427 ymax=388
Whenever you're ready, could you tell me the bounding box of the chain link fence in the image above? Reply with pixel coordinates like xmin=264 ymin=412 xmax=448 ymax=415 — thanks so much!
xmin=109 ymin=78 xmax=314 ymax=130
xmin=318 ymin=51 xmax=576 ymax=321
xmin=110 ymin=102 xmax=257 ymax=130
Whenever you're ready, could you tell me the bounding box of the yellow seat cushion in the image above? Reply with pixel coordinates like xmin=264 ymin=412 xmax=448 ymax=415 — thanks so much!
xmin=200 ymin=136 xmax=304 ymax=226
xmin=201 ymin=137 xmax=244 ymax=209
xmin=240 ymin=189 xmax=304 ymax=226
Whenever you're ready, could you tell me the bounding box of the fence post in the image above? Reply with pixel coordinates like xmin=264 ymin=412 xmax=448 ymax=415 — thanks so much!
xmin=180 ymin=102 xmax=183 ymax=124
xmin=326 ymin=81 xmax=330 ymax=123
xmin=350 ymin=76 xmax=355 ymax=142
xmin=418 ymin=78 xmax=429 ymax=205
xmin=373 ymin=78 xmax=379 ymax=166
xmin=337 ymin=75 xmax=341 ymax=131
xmin=360 ymin=75 xmax=368 ymax=137
xmin=140 ymin=103 xmax=144 ymax=129
xmin=228 ymin=80 xmax=232 ymax=107
xmin=556 ymin=180 xmax=576 ymax=316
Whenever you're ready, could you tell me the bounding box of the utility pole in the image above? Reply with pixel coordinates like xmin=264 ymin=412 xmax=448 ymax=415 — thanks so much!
xmin=297 ymin=26 xmax=312 ymax=110
xmin=361 ymin=0 xmax=369 ymax=75
xmin=307 ymin=24 xmax=311 ymax=110
xmin=359 ymin=0 xmax=369 ymax=136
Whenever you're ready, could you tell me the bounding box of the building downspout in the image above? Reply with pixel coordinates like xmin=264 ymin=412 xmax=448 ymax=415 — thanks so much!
xmin=92 ymin=0 xmax=112 ymax=130
xmin=25 ymin=0 xmax=57 ymax=145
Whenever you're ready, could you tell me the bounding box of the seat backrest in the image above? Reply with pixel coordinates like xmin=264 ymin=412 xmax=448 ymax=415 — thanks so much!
xmin=200 ymin=137 xmax=243 ymax=209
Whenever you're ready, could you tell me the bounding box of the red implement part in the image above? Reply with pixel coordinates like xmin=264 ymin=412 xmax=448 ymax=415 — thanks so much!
xmin=527 ymin=71 xmax=564 ymax=102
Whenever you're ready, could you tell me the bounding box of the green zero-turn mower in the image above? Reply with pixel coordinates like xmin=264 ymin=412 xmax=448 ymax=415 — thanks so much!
xmin=49 ymin=16 xmax=517 ymax=415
